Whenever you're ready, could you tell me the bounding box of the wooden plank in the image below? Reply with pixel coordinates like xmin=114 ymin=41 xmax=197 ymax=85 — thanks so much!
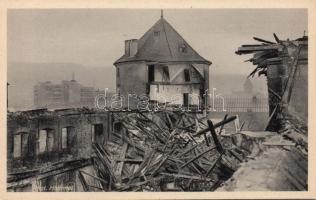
xmin=78 ymin=171 xmax=90 ymax=192
xmin=206 ymin=153 xmax=223 ymax=176
xmin=79 ymin=170 xmax=109 ymax=186
xmin=116 ymin=142 xmax=129 ymax=178
xmin=236 ymin=44 xmax=280 ymax=54
xmin=207 ymin=120 xmax=224 ymax=153
xmin=180 ymin=147 xmax=216 ymax=169
xmin=114 ymin=159 xmax=144 ymax=163
xmin=194 ymin=116 xmax=236 ymax=137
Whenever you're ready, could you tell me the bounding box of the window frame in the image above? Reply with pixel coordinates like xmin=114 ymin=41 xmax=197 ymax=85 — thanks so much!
xmin=184 ymin=69 xmax=191 ymax=82
xmin=37 ymin=128 xmax=54 ymax=154
xmin=13 ymin=133 xmax=22 ymax=158
xmin=92 ymin=123 xmax=104 ymax=143
xmin=61 ymin=127 xmax=68 ymax=149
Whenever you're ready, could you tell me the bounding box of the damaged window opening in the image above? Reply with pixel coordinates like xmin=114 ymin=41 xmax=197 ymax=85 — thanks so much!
xmin=13 ymin=133 xmax=28 ymax=158
xmin=148 ymin=65 xmax=155 ymax=82
xmin=38 ymin=129 xmax=47 ymax=153
xmin=92 ymin=124 xmax=103 ymax=143
xmin=154 ymin=31 xmax=160 ymax=37
xmin=184 ymin=69 xmax=191 ymax=82
xmin=21 ymin=133 xmax=29 ymax=157
xmin=38 ymin=129 xmax=54 ymax=154
xmin=61 ymin=127 xmax=68 ymax=149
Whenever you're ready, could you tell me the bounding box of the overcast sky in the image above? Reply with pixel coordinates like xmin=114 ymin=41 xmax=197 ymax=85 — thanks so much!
xmin=8 ymin=9 xmax=307 ymax=75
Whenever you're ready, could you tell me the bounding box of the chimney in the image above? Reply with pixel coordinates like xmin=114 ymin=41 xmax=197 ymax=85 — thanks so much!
xmin=125 ymin=39 xmax=138 ymax=57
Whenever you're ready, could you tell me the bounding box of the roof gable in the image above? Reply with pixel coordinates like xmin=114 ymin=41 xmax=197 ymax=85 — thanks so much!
xmin=114 ymin=17 xmax=211 ymax=65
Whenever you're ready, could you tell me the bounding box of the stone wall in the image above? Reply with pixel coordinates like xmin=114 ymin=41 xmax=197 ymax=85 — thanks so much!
xmin=7 ymin=109 xmax=111 ymax=172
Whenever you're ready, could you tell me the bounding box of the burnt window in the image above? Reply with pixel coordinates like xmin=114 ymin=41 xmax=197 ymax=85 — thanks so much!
xmin=92 ymin=124 xmax=103 ymax=143
xmin=13 ymin=133 xmax=28 ymax=158
xmin=21 ymin=133 xmax=29 ymax=156
xmin=47 ymin=131 xmax=54 ymax=152
xmin=179 ymin=43 xmax=187 ymax=53
xmin=61 ymin=127 xmax=68 ymax=149
xmin=184 ymin=69 xmax=191 ymax=82
xmin=38 ymin=129 xmax=47 ymax=153
xmin=183 ymin=93 xmax=189 ymax=106
xmin=38 ymin=129 xmax=54 ymax=154
xmin=162 ymin=66 xmax=170 ymax=81
xmin=148 ymin=65 xmax=155 ymax=82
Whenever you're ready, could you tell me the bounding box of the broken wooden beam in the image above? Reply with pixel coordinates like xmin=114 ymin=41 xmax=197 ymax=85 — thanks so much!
xmin=207 ymin=120 xmax=224 ymax=154
xmin=180 ymin=146 xmax=216 ymax=169
xmin=193 ymin=116 xmax=237 ymax=137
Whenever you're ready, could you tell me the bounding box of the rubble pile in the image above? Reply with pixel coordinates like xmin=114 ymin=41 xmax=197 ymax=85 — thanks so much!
xmin=235 ymin=34 xmax=307 ymax=78
xmin=78 ymin=111 xmax=249 ymax=191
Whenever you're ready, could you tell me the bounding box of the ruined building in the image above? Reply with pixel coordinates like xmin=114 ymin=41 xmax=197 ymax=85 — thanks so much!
xmin=7 ymin=11 xmax=308 ymax=191
xmin=7 ymin=108 xmax=112 ymax=191
xmin=236 ymin=35 xmax=308 ymax=131
xmin=114 ymin=13 xmax=211 ymax=109
xmin=217 ymin=35 xmax=308 ymax=191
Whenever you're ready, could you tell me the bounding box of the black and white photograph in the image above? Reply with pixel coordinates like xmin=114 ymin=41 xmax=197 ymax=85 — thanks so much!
xmin=1 ymin=1 xmax=314 ymax=198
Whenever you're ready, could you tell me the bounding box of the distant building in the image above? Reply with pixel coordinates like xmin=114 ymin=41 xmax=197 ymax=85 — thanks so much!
xmin=34 ymin=79 xmax=104 ymax=109
xmin=114 ymin=12 xmax=211 ymax=109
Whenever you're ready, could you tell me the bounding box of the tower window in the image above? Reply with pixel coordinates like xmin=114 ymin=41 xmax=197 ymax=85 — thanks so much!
xmin=184 ymin=69 xmax=191 ymax=82
xmin=162 ymin=66 xmax=170 ymax=81
xmin=183 ymin=93 xmax=189 ymax=106
xmin=148 ymin=65 xmax=155 ymax=82
xmin=179 ymin=43 xmax=187 ymax=53
xmin=154 ymin=31 xmax=160 ymax=37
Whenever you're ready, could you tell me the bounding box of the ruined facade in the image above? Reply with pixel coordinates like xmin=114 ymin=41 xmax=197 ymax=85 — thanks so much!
xmin=7 ymin=108 xmax=112 ymax=191
xmin=114 ymin=14 xmax=211 ymax=109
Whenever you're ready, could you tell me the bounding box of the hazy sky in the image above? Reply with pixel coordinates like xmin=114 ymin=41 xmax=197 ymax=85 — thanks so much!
xmin=8 ymin=9 xmax=307 ymax=74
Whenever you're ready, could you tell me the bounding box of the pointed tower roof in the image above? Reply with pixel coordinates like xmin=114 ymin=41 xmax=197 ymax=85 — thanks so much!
xmin=114 ymin=16 xmax=211 ymax=65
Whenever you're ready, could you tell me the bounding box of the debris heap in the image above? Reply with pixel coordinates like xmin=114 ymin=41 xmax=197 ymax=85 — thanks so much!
xmin=235 ymin=34 xmax=307 ymax=146
xmin=78 ymin=111 xmax=248 ymax=191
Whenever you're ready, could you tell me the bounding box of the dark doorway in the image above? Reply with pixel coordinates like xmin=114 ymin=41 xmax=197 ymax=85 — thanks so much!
xmin=183 ymin=93 xmax=189 ymax=106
